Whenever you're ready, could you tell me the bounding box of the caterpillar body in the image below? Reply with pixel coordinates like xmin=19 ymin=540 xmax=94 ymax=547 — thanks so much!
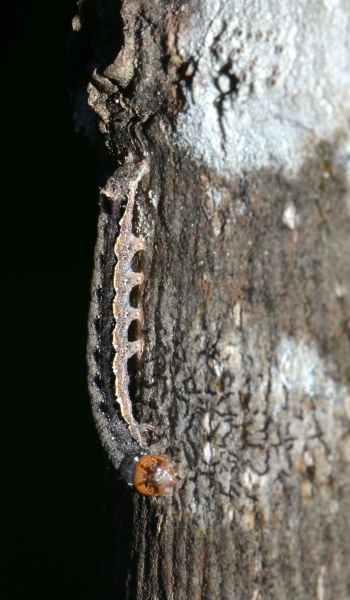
xmin=87 ymin=157 xmax=176 ymax=496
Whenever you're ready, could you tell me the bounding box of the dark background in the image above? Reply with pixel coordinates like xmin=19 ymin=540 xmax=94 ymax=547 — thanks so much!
xmin=3 ymin=1 xmax=102 ymax=598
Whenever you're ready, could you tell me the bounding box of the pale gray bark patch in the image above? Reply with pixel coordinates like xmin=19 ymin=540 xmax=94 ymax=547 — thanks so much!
xmin=175 ymin=0 xmax=350 ymax=178
xmin=68 ymin=0 xmax=350 ymax=598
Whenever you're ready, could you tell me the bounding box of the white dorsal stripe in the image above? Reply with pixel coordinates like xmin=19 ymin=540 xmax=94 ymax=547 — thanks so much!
xmin=108 ymin=159 xmax=149 ymax=446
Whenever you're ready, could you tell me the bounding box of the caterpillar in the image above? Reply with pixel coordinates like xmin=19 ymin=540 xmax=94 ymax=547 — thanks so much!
xmin=87 ymin=156 xmax=176 ymax=496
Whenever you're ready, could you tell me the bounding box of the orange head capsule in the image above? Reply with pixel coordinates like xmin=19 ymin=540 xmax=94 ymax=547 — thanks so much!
xmin=120 ymin=453 xmax=176 ymax=497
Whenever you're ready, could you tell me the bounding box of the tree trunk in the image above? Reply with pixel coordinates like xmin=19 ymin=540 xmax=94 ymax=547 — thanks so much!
xmin=68 ymin=1 xmax=350 ymax=598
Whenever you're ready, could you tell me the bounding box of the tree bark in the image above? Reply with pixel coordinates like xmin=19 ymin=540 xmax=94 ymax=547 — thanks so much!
xmin=68 ymin=1 xmax=350 ymax=598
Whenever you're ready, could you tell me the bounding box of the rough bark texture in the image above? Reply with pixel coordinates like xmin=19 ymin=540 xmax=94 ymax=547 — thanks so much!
xmin=68 ymin=1 xmax=350 ymax=599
